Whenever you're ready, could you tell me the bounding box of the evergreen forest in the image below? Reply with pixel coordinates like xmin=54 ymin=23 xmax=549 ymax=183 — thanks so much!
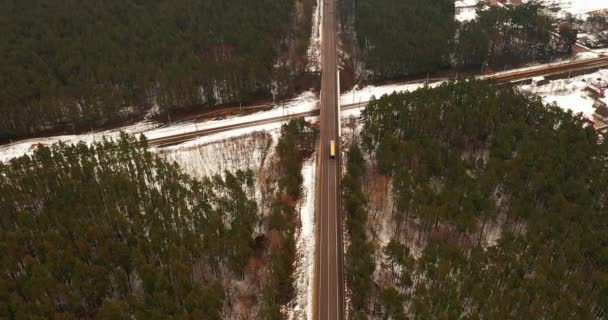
xmin=454 ymin=3 xmax=577 ymax=68
xmin=343 ymin=80 xmax=608 ymax=319
xmin=353 ymin=0 xmax=456 ymax=78
xmin=0 ymin=134 xmax=256 ymax=318
xmin=0 ymin=0 xmax=314 ymax=141
xmin=352 ymin=2 xmax=577 ymax=80
xmin=0 ymin=117 xmax=318 ymax=319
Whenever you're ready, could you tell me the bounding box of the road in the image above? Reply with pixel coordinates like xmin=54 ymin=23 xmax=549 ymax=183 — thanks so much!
xmin=314 ymin=0 xmax=343 ymax=318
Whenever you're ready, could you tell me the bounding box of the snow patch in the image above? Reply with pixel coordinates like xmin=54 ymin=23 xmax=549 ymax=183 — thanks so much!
xmin=456 ymin=7 xmax=478 ymax=22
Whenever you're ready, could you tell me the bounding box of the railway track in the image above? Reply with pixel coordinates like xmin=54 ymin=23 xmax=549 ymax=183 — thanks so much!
xmin=148 ymin=57 xmax=608 ymax=148
xmin=481 ymin=56 xmax=608 ymax=83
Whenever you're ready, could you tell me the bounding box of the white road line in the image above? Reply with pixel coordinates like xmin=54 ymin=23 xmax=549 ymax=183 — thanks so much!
xmin=334 ymin=164 xmax=339 ymax=319
xmin=326 ymin=154 xmax=330 ymax=320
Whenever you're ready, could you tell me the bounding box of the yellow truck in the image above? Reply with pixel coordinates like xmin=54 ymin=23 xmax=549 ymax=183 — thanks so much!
xmin=330 ymin=140 xmax=336 ymax=159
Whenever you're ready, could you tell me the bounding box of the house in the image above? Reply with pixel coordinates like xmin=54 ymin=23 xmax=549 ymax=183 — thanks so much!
xmin=585 ymin=84 xmax=605 ymax=98
xmin=584 ymin=33 xmax=608 ymax=48
xmin=593 ymin=104 xmax=608 ymax=126
xmin=594 ymin=100 xmax=607 ymax=109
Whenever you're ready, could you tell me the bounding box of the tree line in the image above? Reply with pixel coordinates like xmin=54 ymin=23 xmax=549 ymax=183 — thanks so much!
xmin=342 ymin=143 xmax=375 ymax=320
xmin=353 ymin=2 xmax=577 ymax=80
xmin=261 ymin=118 xmax=318 ymax=318
xmin=0 ymin=0 xmax=314 ymax=141
xmin=341 ymin=80 xmax=608 ymax=318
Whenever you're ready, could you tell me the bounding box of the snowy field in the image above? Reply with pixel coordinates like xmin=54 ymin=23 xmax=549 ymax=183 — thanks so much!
xmin=456 ymin=0 xmax=608 ymax=22
xmin=537 ymin=0 xmax=608 ymax=17
xmin=519 ymin=68 xmax=608 ymax=118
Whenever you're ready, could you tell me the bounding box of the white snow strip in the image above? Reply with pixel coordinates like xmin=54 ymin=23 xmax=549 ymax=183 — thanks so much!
xmin=340 ymin=81 xmax=444 ymax=107
xmin=290 ymin=155 xmax=317 ymax=320
xmin=0 ymin=91 xmax=318 ymax=163
xmin=574 ymin=51 xmax=600 ymax=60
xmin=307 ymin=0 xmax=323 ymax=73
xmin=0 ymin=121 xmax=158 ymax=163
xmin=457 ymin=0 xmax=608 ymax=22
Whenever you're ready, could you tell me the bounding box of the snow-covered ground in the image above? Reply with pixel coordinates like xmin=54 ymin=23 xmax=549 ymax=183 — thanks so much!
xmin=288 ymin=156 xmax=317 ymax=320
xmin=519 ymin=68 xmax=608 ymax=118
xmin=340 ymin=81 xmax=443 ymax=107
xmin=456 ymin=0 xmax=608 ymax=22
xmin=158 ymin=131 xmax=277 ymax=180
xmin=455 ymin=0 xmax=479 ymax=22
xmin=535 ymin=0 xmax=608 ymax=18
xmin=456 ymin=7 xmax=478 ymax=22
xmin=307 ymin=0 xmax=322 ymax=73
xmin=0 ymin=91 xmax=318 ymax=163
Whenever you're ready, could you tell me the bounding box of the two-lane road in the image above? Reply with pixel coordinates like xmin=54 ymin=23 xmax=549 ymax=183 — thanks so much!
xmin=315 ymin=0 xmax=343 ymax=318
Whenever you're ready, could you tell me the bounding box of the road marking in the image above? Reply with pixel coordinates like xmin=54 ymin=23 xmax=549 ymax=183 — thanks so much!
xmin=318 ymin=88 xmax=324 ymax=320
xmin=334 ymin=160 xmax=339 ymax=320
xmin=326 ymin=151 xmax=330 ymax=320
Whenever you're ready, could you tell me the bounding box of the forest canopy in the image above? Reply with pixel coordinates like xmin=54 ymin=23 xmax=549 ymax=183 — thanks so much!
xmin=0 ymin=117 xmax=319 ymax=319
xmin=344 ymin=80 xmax=608 ymax=318
xmin=0 ymin=0 xmax=313 ymax=140
xmin=454 ymin=3 xmax=577 ymax=68
xmin=353 ymin=2 xmax=576 ymax=79
xmin=354 ymin=0 xmax=456 ymax=78
xmin=0 ymin=135 xmax=259 ymax=318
